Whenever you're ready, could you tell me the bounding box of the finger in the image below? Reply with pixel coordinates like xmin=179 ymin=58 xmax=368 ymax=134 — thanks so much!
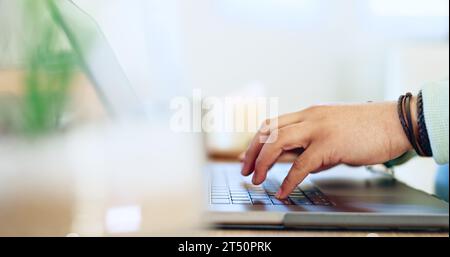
xmin=276 ymin=146 xmax=322 ymax=199
xmin=252 ymin=123 xmax=311 ymax=185
xmin=241 ymin=149 xmax=302 ymax=163
xmin=241 ymin=132 xmax=266 ymax=176
xmin=262 ymin=111 xmax=309 ymax=135
xmin=241 ymin=111 xmax=307 ymax=176
xmin=277 ymin=151 xmax=303 ymax=162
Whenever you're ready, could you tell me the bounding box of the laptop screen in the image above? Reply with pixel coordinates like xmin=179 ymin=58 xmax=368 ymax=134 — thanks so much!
xmin=48 ymin=0 xmax=145 ymax=118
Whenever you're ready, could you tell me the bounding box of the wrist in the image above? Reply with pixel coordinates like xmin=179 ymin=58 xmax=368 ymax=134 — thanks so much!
xmin=391 ymin=101 xmax=413 ymax=152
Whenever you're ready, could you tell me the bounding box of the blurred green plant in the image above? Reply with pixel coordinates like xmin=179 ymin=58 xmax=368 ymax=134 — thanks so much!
xmin=20 ymin=0 xmax=78 ymax=136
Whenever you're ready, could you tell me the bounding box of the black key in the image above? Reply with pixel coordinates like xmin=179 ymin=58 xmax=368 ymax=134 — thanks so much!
xmin=305 ymin=190 xmax=323 ymax=197
xmin=309 ymin=196 xmax=327 ymax=204
xmin=290 ymin=198 xmax=313 ymax=205
xmin=211 ymin=191 xmax=228 ymax=194
xmin=231 ymin=193 xmax=249 ymax=197
xmin=230 ymin=190 xmax=248 ymax=194
xmin=310 ymin=198 xmax=333 ymax=206
xmin=212 ymin=196 xmax=230 ymax=200
xmin=211 ymin=192 xmax=229 ymax=195
xmin=289 ymin=193 xmax=305 ymax=197
xmin=212 ymin=194 xmax=229 ymax=198
xmin=232 ymin=200 xmax=252 ymax=205
xmin=250 ymin=195 xmax=270 ymax=199
xmin=250 ymin=192 xmax=268 ymax=195
xmin=231 ymin=193 xmax=249 ymax=198
xmin=211 ymin=190 xmax=228 ymax=193
xmin=252 ymin=199 xmax=273 ymax=205
xmin=231 ymin=197 xmax=251 ymax=201
xmin=250 ymin=190 xmax=266 ymax=193
xmin=289 ymin=193 xmax=307 ymax=197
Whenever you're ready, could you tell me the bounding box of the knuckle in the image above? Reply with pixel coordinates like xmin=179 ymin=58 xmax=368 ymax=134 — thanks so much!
xmin=306 ymin=105 xmax=322 ymax=113
xmin=254 ymin=158 xmax=265 ymax=171
xmin=274 ymin=128 xmax=285 ymax=140
xmin=266 ymin=129 xmax=282 ymax=144
xmin=261 ymin=118 xmax=280 ymax=132
xmin=259 ymin=119 xmax=272 ymax=133
xmin=263 ymin=118 xmax=271 ymax=125
xmin=305 ymin=105 xmax=333 ymax=122
xmin=292 ymin=157 xmax=304 ymax=170
xmin=307 ymin=105 xmax=330 ymax=115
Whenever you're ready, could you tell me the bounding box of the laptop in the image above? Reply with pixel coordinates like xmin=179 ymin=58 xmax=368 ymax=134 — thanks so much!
xmin=51 ymin=0 xmax=449 ymax=231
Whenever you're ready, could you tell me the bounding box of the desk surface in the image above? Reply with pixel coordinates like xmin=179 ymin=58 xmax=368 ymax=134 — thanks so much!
xmin=201 ymin=229 xmax=448 ymax=237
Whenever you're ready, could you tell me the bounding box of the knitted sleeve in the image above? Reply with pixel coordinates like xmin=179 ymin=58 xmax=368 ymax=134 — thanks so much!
xmin=422 ymin=80 xmax=449 ymax=164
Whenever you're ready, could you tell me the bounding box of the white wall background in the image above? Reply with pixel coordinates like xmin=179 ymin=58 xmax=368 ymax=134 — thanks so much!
xmin=70 ymin=0 xmax=449 ymax=112
xmin=2 ymin=0 xmax=448 ymax=107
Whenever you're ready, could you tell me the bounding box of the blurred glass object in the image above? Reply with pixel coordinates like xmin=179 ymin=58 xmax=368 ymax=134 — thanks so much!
xmin=0 ymin=120 xmax=204 ymax=236
xmin=0 ymin=0 xmax=80 ymax=137
xmin=22 ymin=0 xmax=79 ymax=136
xmin=52 ymin=0 xmax=145 ymax=118
xmin=74 ymin=0 xmax=187 ymax=106
xmin=105 ymin=205 xmax=142 ymax=234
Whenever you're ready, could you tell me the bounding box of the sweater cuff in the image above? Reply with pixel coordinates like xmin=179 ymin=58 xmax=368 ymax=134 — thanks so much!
xmin=422 ymin=80 xmax=449 ymax=164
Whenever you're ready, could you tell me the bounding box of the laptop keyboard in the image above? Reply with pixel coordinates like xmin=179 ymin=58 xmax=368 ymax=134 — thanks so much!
xmin=210 ymin=168 xmax=333 ymax=206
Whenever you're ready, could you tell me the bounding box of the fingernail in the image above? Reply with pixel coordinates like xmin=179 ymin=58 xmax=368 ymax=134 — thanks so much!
xmin=241 ymin=166 xmax=248 ymax=176
xmin=252 ymin=175 xmax=258 ymax=184
xmin=275 ymin=189 xmax=283 ymax=199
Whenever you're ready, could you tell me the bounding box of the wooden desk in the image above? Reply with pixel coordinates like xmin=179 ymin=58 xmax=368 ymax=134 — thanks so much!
xmin=200 ymin=229 xmax=448 ymax=237
xmin=0 ymin=69 xmax=106 ymax=122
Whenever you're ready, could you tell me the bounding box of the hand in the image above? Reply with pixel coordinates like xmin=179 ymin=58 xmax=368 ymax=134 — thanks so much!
xmin=241 ymin=101 xmax=415 ymax=199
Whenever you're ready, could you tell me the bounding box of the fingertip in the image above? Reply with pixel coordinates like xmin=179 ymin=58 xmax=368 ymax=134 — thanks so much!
xmin=251 ymin=175 xmax=258 ymax=185
xmin=275 ymin=189 xmax=283 ymax=199
xmin=241 ymin=170 xmax=251 ymax=177
xmin=278 ymin=178 xmax=295 ymax=199
xmin=240 ymin=166 xmax=246 ymax=176
xmin=251 ymin=174 xmax=264 ymax=185
xmin=241 ymin=162 xmax=252 ymax=176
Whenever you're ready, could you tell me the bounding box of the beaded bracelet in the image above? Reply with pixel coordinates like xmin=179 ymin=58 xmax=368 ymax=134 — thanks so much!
xmin=416 ymin=90 xmax=433 ymax=157
xmin=397 ymin=93 xmax=427 ymax=156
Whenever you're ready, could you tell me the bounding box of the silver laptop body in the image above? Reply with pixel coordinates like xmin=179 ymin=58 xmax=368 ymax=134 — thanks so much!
xmin=206 ymin=163 xmax=448 ymax=230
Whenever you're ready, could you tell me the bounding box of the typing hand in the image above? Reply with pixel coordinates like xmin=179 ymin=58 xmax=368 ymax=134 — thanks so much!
xmin=241 ymin=102 xmax=413 ymax=199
